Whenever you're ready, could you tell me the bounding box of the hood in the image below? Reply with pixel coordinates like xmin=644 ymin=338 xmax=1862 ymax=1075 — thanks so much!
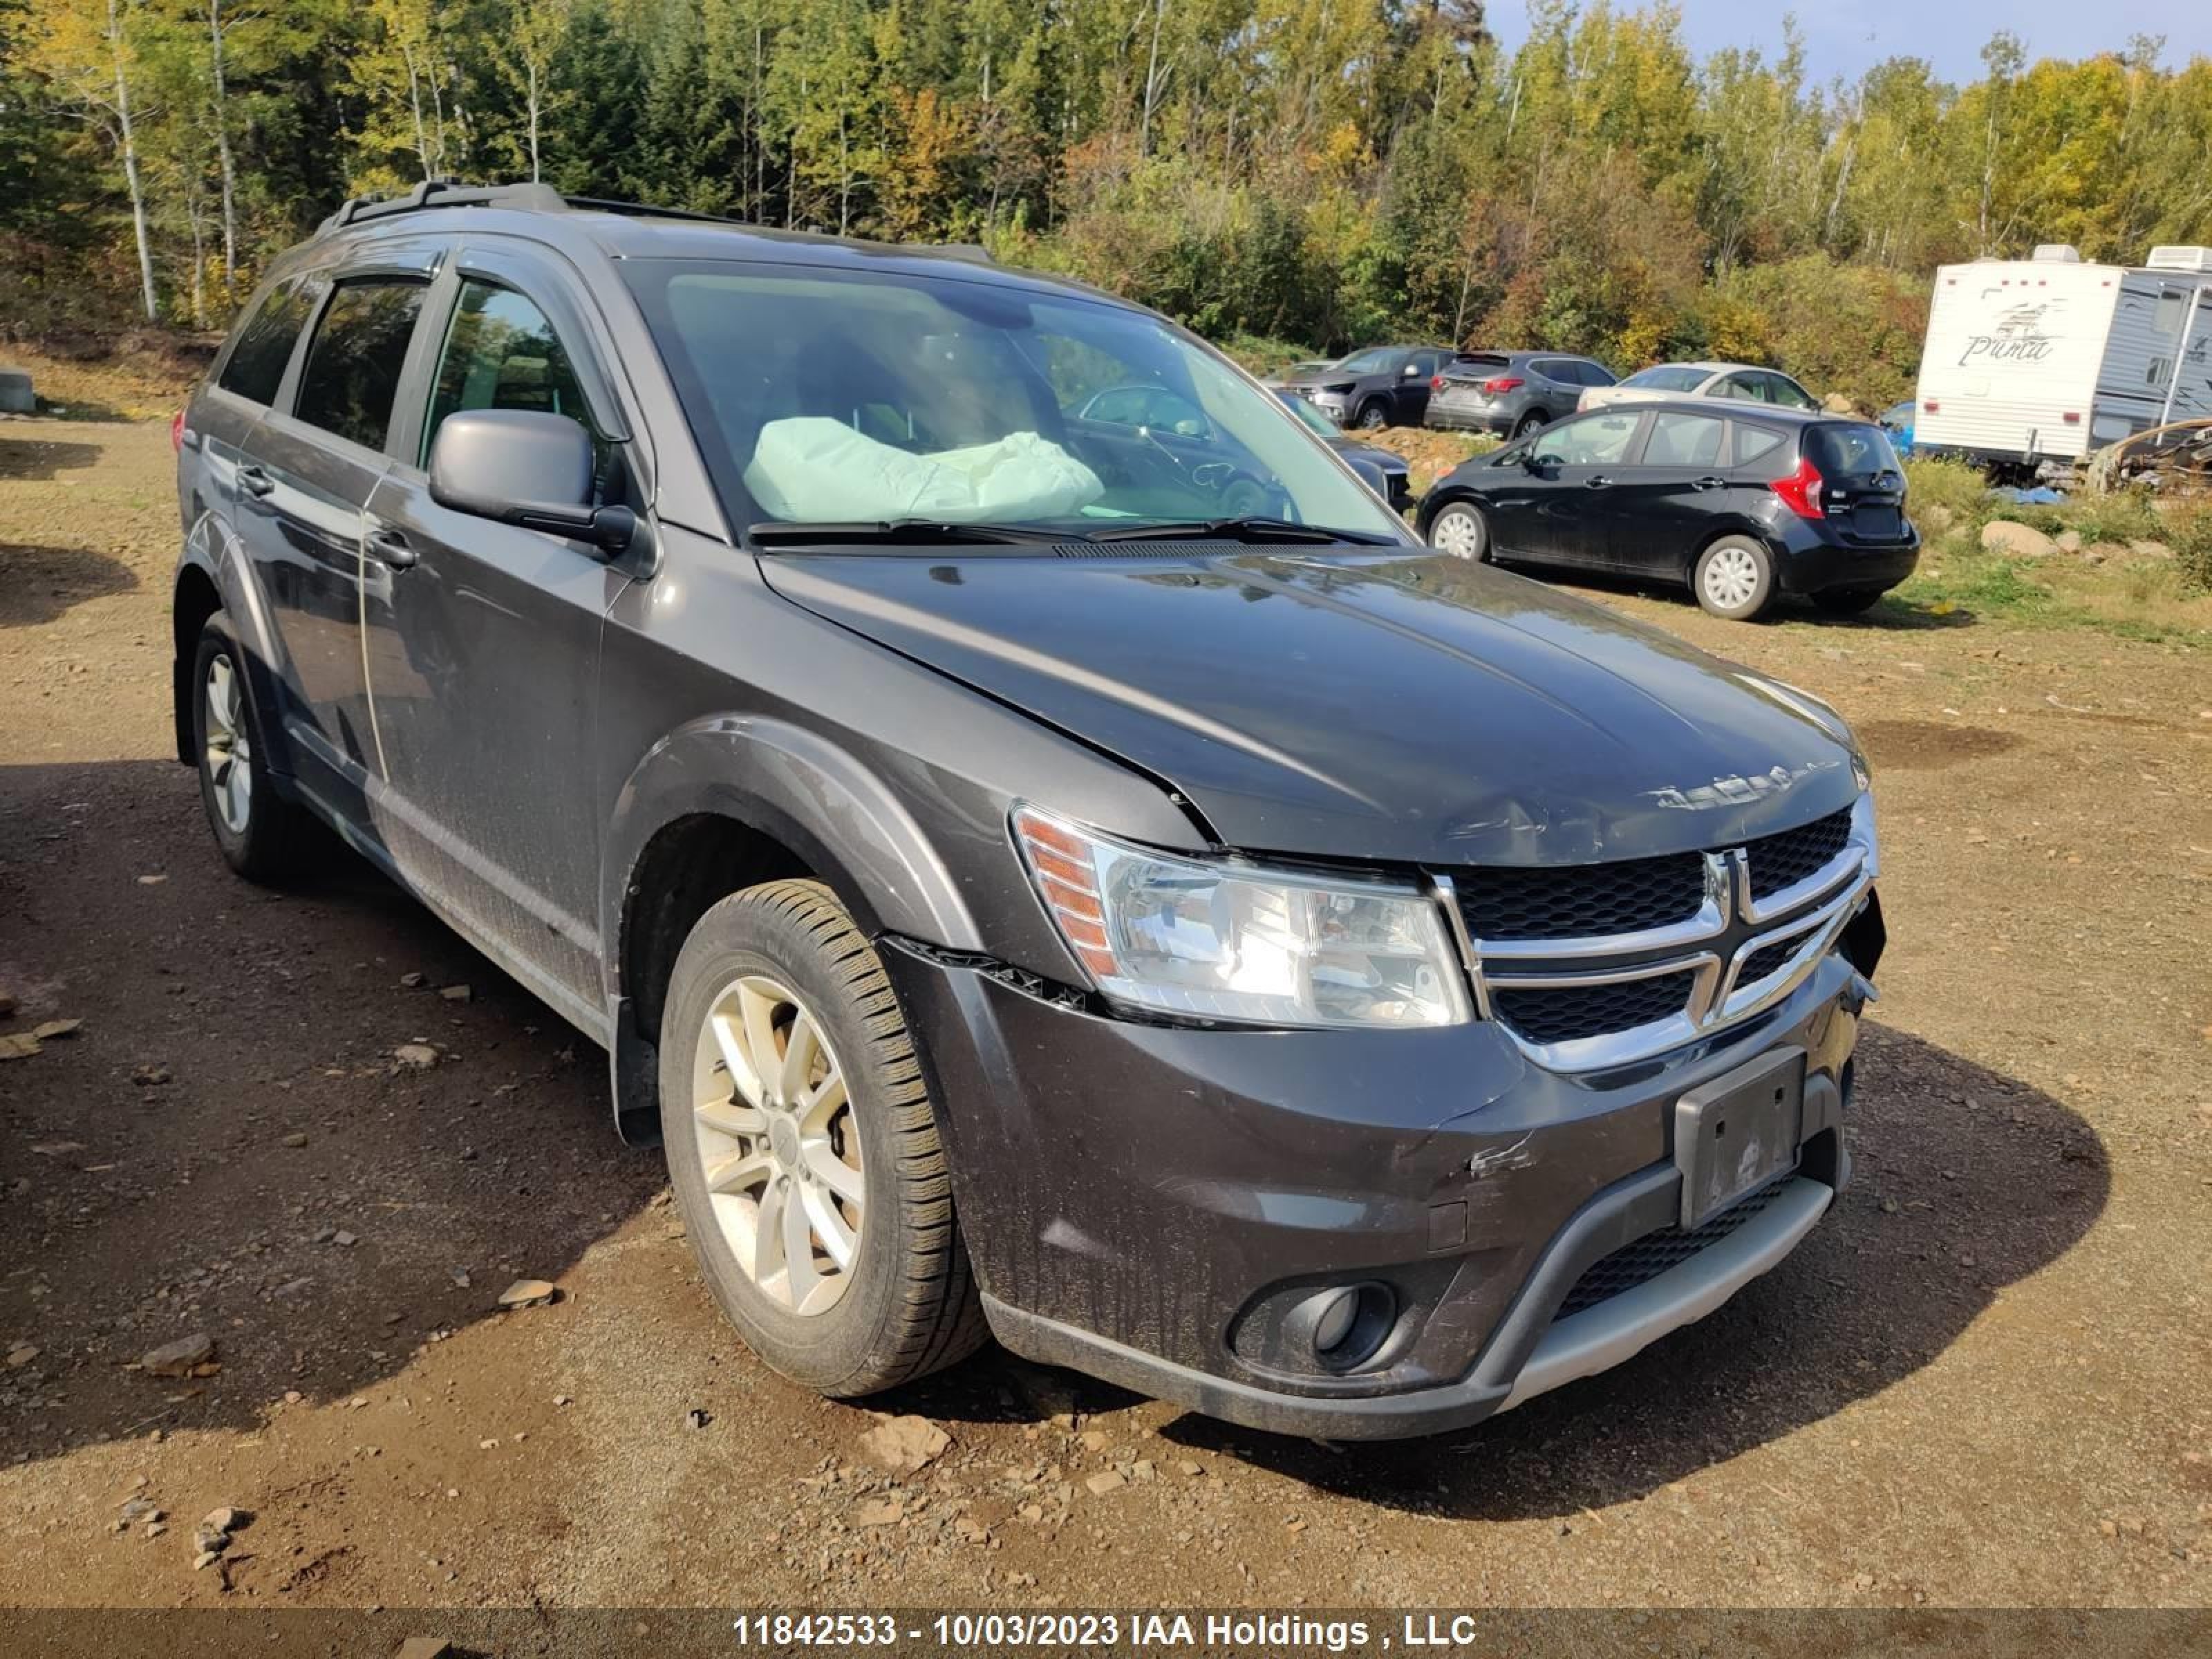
xmin=1275 ymin=368 xmax=1353 ymax=393
xmin=1326 ymin=435 xmax=1404 ymax=471
xmin=759 ymin=548 xmax=1864 ymax=868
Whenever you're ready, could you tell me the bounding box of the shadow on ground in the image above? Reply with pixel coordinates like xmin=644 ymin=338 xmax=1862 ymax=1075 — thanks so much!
xmin=0 ymin=543 xmax=140 ymax=628
xmin=0 ymin=435 xmax=104 ymax=481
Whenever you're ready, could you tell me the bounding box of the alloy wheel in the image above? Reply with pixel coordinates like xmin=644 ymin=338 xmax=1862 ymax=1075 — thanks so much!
xmin=203 ymin=654 xmax=252 ymax=834
xmin=688 ymin=975 xmax=865 ymax=1317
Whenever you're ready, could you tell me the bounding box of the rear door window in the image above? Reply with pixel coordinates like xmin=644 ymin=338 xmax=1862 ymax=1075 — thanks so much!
xmin=1530 ymin=357 xmax=1575 ymax=383
xmin=216 ymin=280 xmax=314 ymax=406
xmin=1642 ymin=411 xmax=1726 ymax=467
xmin=1763 ymin=372 xmax=1818 ymax=410
xmin=292 ymin=279 xmax=429 ymax=453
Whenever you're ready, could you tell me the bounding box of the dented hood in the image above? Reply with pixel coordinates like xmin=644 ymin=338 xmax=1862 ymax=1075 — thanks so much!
xmin=759 ymin=547 xmax=1864 ymax=866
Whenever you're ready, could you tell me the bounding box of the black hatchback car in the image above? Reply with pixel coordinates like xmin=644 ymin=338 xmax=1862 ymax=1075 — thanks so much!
xmin=171 ymin=183 xmax=1886 ymax=1440
xmin=1418 ymin=400 xmax=1919 ymax=620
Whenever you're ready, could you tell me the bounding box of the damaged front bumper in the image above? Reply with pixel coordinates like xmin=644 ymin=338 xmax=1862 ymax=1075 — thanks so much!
xmin=884 ymin=927 xmax=1875 ymax=1441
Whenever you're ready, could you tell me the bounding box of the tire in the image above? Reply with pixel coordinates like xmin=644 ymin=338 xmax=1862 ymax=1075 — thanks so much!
xmin=1354 ymin=400 xmax=1389 ymax=431
xmin=1427 ymin=500 xmax=1490 ymax=562
xmin=1692 ymin=535 xmax=1777 ymax=621
xmin=658 ymin=879 xmax=985 ymax=1398
xmin=1811 ymin=587 xmax=1885 ymax=617
xmin=1512 ymin=411 xmax=1548 ymax=440
xmin=189 ymin=612 xmax=316 ymax=882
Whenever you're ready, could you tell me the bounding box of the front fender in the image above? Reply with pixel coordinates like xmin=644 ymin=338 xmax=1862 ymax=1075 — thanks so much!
xmin=601 ymin=711 xmax=986 ymax=990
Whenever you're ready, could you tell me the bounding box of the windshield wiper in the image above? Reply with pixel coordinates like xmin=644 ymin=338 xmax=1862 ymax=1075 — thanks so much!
xmin=748 ymin=519 xmax=1077 ymax=549
xmin=1083 ymin=516 xmax=1398 ymax=547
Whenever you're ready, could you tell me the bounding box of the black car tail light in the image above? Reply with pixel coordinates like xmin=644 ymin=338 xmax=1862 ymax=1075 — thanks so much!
xmin=1771 ymin=453 xmax=1826 ymax=519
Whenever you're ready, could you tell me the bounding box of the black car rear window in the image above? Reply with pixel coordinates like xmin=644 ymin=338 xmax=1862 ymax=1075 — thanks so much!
xmin=1808 ymin=422 xmax=1901 ymax=478
xmin=1732 ymin=424 xmax=1788 ymax=467
xmin=291 ymin=279 xmax=428 ymax=453
xmin=216 ymin=280 xmax=313 ymax=406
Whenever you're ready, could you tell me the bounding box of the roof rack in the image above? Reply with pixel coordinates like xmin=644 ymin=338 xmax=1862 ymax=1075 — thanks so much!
xmin=313 ymin=180 xmax=995 ymax=263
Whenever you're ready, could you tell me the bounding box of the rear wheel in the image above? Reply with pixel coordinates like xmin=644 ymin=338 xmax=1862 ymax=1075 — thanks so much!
xmin=1512 ymin=411 xmax=1547 ymax=440
xmin=1811 ymin=587 xmax=1886 ymax=617
xmin=1427 ymin=500 xmax=1490 ymax=562
xmin=1692 ymin=536 xmax=1777 ymax=621
xmin=190 ymin=613 xmax=315 ymax=882
xmin=659 ymin=879 xmax=984 ymax=1397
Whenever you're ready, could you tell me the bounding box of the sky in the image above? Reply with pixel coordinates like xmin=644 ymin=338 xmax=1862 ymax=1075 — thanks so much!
xmin=1484 ymin=1 xmax=2212 ymax=86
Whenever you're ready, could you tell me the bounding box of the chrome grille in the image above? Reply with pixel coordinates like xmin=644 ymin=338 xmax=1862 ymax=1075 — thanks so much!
xmin=1493 ymin=971 xmax=1698 ymax=1047
xmin=1557 ymin=1185 xmax=1781 ymax=1318
xmin=1745 ymin=808 xmax=1853 ymax=899
xmin=1440 ymin=796 xmax=1875 ymax=1069
xmin=1456 ymin=853 xmax=1704 ymax=941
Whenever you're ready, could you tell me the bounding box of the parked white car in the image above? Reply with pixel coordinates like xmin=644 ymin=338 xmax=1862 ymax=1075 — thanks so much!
xmin=1578 ymin=361 xmax=1819 ymax=414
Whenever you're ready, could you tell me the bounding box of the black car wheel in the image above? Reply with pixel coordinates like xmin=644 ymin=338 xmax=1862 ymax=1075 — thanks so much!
xmin=659 ymin=879 xmax=986 ymax=1397
xmin=1427 ymin=501 xmax=1490 ymax=562
xmin=1354 ymin=400 xmax=1389 ymax=431
xmin=1811 ymin=588 xmax=1886 ymax=617
xmin=1693 ymin=536 xmax=1777 ymax=621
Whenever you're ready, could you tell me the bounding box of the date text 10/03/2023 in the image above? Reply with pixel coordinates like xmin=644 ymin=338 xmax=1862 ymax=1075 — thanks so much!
xmin=732 ymin=1613 xmax=1513 ymax=1650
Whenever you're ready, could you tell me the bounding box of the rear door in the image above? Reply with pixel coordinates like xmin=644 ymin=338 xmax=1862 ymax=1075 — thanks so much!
xmin=1602 ymin=407 xmax=1731 ymax=574
xmin=359 ymin=246 xmax=643 ymax=1022
xmin=232 ymin=257 xmax=438 ymax=814
xmin=1803 ymin=420 xmax=1911 ymax=545
xmin=1496 ymin=409 xmax=1644 ymax=565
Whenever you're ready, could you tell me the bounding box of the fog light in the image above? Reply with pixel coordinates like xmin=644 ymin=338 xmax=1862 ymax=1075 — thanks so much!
xmin=1311 ymin=1288 xmax=1360 ymax=1354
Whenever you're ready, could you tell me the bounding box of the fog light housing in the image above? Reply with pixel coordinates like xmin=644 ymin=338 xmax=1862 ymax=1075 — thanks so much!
xmin=1285 ymin=1282 xmax=1395 ymax=1371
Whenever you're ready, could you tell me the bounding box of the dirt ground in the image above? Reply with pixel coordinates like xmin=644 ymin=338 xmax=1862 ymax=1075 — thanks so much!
xmin=2 ymin=416 xmax=2209 ymax=1616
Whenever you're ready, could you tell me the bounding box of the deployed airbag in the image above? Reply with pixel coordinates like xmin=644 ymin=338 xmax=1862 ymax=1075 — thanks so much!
xmin=744 ymin=417 xmax=1105 ymax=523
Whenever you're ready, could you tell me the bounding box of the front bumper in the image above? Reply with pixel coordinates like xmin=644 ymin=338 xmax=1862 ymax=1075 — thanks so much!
xmin=885 ymin=936 xmax=1871 ymax=1440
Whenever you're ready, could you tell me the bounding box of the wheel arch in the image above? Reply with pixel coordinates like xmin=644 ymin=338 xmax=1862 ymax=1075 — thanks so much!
xmin=1685 ymin=519 xmax=1782 ymax=579
xmin=599 ymin=716 xmax=984 ymax=1143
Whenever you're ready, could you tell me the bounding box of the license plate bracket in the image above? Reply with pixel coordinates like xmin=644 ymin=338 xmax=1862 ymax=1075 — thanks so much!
xmin=1674 ymin=1046 xmax=1806 ymax=1230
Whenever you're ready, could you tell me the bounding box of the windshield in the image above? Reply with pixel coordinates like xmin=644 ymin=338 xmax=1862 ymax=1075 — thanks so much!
xmin=1280 ymin=393 xmax=1343 ymax=438
xmin=1622 ymin=365 xmax=1710 ymax=391
xmin=624 ymin=262 xmax=1405 ymax=543
xmin=1333 ymin=348 xmax=1399 ymax=375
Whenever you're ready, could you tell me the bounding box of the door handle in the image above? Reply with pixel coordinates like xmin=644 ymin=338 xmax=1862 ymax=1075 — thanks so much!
xmin=366 ymin=527 xmax=419 ymax=570
xmin=1586 ymin=474 xmax=1611 ymax=488
xmin=1691 ymin=476 xmax=1725 ymax=489
xmin=237 ymin=465 xmax=275 ymax=498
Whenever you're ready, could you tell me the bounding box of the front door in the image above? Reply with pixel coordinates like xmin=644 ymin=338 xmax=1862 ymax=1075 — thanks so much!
xmin=232 ymin=274 xmax=431 ymax=812
xmin=360 ymin=257 xmax=636 ymax=1028
xmin=1506 ymin=409 xmax=1644 ymax=565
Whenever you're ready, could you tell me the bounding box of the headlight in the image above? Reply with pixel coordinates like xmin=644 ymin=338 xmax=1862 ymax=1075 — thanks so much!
xmin=1012 ymin=807 xmax=1471 ymax=1029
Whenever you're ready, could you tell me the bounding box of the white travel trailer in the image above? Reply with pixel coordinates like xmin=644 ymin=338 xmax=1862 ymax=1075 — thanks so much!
xmin=1912 ymin=244 xmax=2212 ymax=476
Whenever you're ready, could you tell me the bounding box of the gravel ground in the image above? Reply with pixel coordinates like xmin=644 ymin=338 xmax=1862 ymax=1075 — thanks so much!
xmin=1 ymin=418 xmax=2209 ymax=1614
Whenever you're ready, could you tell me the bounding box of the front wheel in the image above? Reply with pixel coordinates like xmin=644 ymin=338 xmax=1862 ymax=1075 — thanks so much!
xmin=659 ymin=879 xmax=985 ymax=1397
xmin=1693 ymin=536 xmax=1777 ymax=621
xmin=1427 ymin=500 xmax=1490 ymax=562
xmin=1354 ymin=401 xmax=1389 ymax=431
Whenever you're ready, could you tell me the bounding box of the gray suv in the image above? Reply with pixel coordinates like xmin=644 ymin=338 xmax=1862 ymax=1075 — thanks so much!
xmin=171 ymin=182 xmax=1886 ymax=1440
xmin=1427 ymin=350 xmax=1618 ymax=438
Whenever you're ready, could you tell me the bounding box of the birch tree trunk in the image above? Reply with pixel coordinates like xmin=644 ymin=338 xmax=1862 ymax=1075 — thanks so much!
xmin=209 ymin=0 xmax=238 ymax=293
xmin=107 ymin=0 xmax=158 ymax=321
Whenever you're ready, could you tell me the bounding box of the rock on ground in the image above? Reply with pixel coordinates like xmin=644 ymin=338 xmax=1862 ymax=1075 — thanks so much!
xmin=139 ymin=1333 xmax=214 ymax=1377
xmin=859 ymin=1414 xmax=951 ymax=1474
xmin=1980 ymin=520 xmax=2059 ymax=559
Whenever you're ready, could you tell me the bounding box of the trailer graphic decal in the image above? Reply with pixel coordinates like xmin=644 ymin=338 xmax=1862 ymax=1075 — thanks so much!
xmin=1958 ymin=301 xmax=2061 ymax=367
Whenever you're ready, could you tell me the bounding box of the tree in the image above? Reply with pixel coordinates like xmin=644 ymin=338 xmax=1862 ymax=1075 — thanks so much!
xmin=31 ymin=0 xmax=163 ymax=318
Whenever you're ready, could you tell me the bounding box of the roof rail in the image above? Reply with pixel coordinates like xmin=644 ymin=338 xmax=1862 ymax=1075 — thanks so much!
xmin=315 ymin=179 xmax=569 ymax=236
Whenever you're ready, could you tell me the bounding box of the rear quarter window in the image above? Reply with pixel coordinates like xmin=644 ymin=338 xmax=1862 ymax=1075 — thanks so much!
xmin=1730 ymin=424 xmax=1789 ymax=467
xmin=216 ymin=280 xmax=314 ymax=405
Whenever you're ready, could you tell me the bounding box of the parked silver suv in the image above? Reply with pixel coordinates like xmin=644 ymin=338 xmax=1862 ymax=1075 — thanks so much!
xmin=1427 ymin=350 xmax=1617 ymax=438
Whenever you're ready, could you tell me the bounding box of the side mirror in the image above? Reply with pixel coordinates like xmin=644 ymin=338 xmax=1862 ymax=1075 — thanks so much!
xmin=1401 ymin=363 xmax=1422 ymax=377
xmin=428 ymin=409 xmax=635 ymax=552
